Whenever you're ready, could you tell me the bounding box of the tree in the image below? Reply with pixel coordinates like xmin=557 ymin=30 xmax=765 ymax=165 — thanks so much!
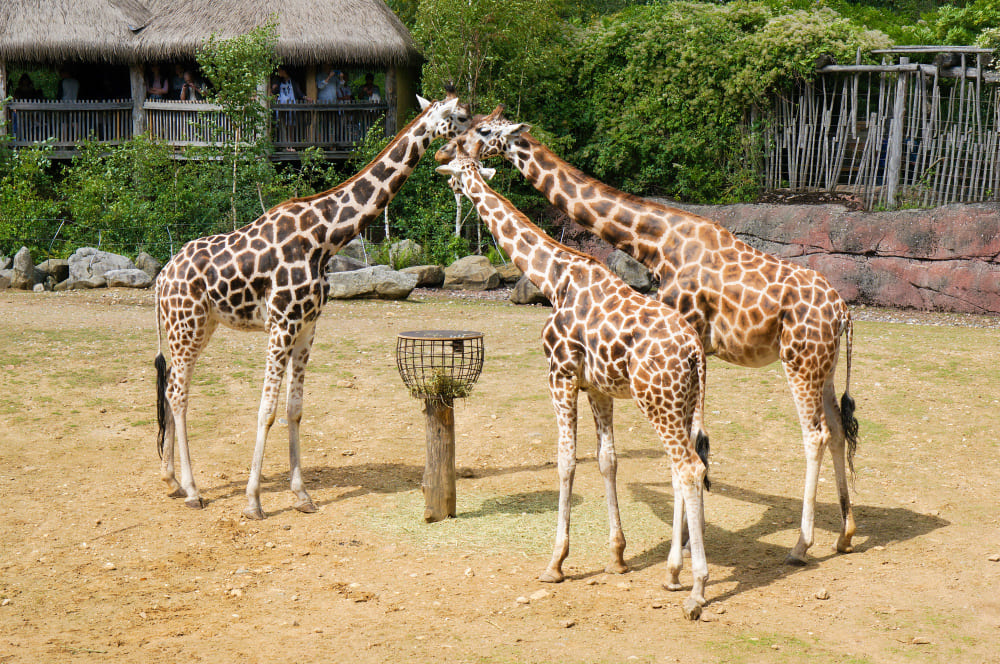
xmin=196 ymin=20 xmax=280 ymax=228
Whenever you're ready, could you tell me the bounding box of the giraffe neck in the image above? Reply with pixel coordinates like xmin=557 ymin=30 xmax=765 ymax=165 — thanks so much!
xmin=508 ymin=134 xmax=704 ymax=267
xmin=461 ymin=170 xmax=583 ymax=303
xmin=297 ymin=109 xmax=439 ymax=251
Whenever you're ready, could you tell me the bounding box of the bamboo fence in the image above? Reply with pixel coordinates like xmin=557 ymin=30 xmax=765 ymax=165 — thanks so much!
xmin=764 ymin=47 xmax=1000 ymax=209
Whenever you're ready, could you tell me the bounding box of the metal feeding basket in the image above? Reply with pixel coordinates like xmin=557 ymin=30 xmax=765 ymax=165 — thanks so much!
xmin=396 ymin=330 xmax=484 ymax=402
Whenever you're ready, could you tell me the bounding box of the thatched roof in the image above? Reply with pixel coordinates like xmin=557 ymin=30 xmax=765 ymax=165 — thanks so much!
xmin=0 ymin=0 xmax=421 ymax=66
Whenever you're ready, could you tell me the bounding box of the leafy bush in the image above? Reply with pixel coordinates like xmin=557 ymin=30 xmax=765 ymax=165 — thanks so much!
xmin=0 ymin=135 xmax=62 ymax=257
xmin=560 ymin=2 xmax=889 ymax=202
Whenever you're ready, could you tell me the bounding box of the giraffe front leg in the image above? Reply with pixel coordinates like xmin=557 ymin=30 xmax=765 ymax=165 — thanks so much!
xmin=680 ymin=476 xmax=708 ymax=620
xmin=539 ymin=377 xmax=578 ymax=584
xmin=588 ymin=392 xmax=628 ymax=575
xmin=244 ymin=332 xmax=290 ymax=520
xmin=286 ymin=326 xmax=317 ymax=514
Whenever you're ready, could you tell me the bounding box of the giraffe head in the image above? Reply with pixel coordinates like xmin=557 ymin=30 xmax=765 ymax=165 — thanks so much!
xmin=435 ymin=143 xmax=495 ymax=196
xmin=433 ymin=105 xmax=529 ymax=164
xmin=417 ymin=92 xmax=474 ymax=141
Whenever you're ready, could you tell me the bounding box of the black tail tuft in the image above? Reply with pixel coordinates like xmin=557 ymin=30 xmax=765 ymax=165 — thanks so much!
xmin=155 ymin=352 xmax=170 ymax=459
xmin=841 ymin=392 xmax=859 ymax=477
xmin=695 ymin=430 xmax=711 ymax=492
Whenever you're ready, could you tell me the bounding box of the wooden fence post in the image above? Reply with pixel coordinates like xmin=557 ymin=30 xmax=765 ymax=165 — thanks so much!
xmin=421 ymin=398 xmax=457 ymax=522
xmin=885 ymin=57 xmax=909 ymax=207
xmin=0 ymin=60 xmax=7 ymax=137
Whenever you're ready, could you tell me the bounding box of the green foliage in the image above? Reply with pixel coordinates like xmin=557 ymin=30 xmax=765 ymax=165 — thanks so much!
xmin=0 ymin=132 xmax=62 ymax=257
xmin=901 ymin=0 xmax=1000 ymax=46
xmin=413 ymin=0 xmax=572 ymax=116
xmin=562 ymin=2 xmax=889 ymax=201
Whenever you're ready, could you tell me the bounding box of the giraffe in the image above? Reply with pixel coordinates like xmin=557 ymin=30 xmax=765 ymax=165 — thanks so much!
xmin=437 ymin=144 xmax=712 ymax=620
xmin=437 ymin=108 xmax=858 ymax=565
xmin=154 ymin=94 xmax=472 ymax=520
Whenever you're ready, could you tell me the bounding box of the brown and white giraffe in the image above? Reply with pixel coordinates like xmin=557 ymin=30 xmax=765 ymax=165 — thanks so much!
xmin=438 ymin=109 xmax=858 ymax=565
xmin=154 ymin=94 xmax=471 ymax=520
xmin=437 ymin=145 xmax=712 ymax=619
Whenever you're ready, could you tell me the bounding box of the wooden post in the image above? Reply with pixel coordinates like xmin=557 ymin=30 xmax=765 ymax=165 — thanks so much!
xmin=421 ymin=398 xmax=456 ymax=522
xmin=129 ymin=63 xmax=146 ymax=137
xmin=0 ymin=60 xmax=8 ymax=137
xmin=885 ymin=56 xmax=909 ymax=208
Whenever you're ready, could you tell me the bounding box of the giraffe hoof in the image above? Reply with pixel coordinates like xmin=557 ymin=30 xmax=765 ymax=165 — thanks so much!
xmin=604 ymin=561 xmax=629 ymax=575
xmin=538 ymin=570 xmax=564 ymax=584
xmin=835 ymin=537 xmax=854 ymax=554
xmin=242 ymin=506 xmax=266 ymax=520
xmin=785 ymin=552 xmax=808 ymax=567
xmin=184 ymin=497 xmax=205 ymax=510
xmin=168 ymin=487 xmax=187 ymax=499
xmin=294 ymin=500 xmax=317 ymax=514
xmin=663 ymin=581 xmax=683 ymax=592
xmin=681 ymin=598 xmax=703 ymax=621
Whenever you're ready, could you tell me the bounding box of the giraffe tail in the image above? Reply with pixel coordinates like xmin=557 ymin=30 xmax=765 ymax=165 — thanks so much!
xmin=691 ymin=347 xmax=711 ymax=492
xmin=154 ymin=279 xmax=171 ymax=460
xmin=840 ymin=314 xmax=859 ymax=478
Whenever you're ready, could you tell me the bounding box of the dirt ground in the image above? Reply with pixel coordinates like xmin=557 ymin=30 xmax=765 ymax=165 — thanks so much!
xmin=1 ymin=288 xmax=999 ymax=663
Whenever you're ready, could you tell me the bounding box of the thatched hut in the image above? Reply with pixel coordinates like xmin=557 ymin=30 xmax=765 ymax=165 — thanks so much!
xmin=0 ymin=0 xmax=422 ymax=157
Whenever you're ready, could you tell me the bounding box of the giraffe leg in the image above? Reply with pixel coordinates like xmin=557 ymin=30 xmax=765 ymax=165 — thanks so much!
xmin=587 ymin=392 xmax=628 ymax=575
xmin=286 ymin=325 xmax=317 ymax=514
xmin=244 ymin=328 xmax=292 ymax=520
xmin=665 ymin=468 xmax=686 ymax=590
xmin=824 ymin=377 xmax=856 ymax=553
xmin=166 ymin=359 xmax=203 ymax=509
xmin=680 ymin=475 xmax=708 ymax=620
xmin=539 ymin=376 xmax=578 ymax=584
xmin=159 ymin=404 xmax=183 ymax=498
xmin=785 ymin=366 xmax=829 ymax=565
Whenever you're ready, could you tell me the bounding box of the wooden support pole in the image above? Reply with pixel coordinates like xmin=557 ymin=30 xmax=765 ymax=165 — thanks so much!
xmin=421 ymin=398 xmax=456 ymax=522
xmin=0 ymin=60 xmax=8 ymax=137
xmin=129 ymin=63 xmax=146 ymax=137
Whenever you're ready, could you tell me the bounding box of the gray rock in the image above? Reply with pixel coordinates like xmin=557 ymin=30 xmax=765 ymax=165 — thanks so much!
xmin=135 ymin=252 xmax=163 ymax=279
xmin=389 ymin=239 xmax=422 ymax=267
xmin=68 ymin=247 xmax=136 ymax=282
xmin=0 ymin=271 xmax=10 ymax=290
xmin=105 ymin=268 xmax=153 ymax=289
xmin=11 ymin=247 xmax=36 ymax=290
xmin=33 ymin=283 xmax=48 ymax=293
xmin=400 ymin=264 xmax=445 ymax=288
xmin=59 ymin=275 xmax=108 ymax=290
xmin=36 ymin=259 xmax=70 ymax=283
xmin=0 ymin=255 xmax=10 ymax=271
xmin=496 ymin=263 xmax=523 ymax=284
xmin=443 ymin=255 xmax=501 ymax=291
xmin=327 ymin=265 xmax=416 ymax=300
xmin=606 ymin=250 xmax=653 ymax=292
xmin=327 ymin=254 xmax=368 ymax=274
xmin=510 ymin=275 xmax=550 ymax=306
xmin=339 ymin=238 xmax=368 ymax=263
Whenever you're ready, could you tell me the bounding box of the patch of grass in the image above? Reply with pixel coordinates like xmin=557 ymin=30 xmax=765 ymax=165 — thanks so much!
xmin=709 ymin=632 xmax=874 ymax=663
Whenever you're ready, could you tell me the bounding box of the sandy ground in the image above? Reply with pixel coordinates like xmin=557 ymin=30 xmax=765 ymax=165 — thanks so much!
xmin=1 ymin=288 xmax=999 ymax=663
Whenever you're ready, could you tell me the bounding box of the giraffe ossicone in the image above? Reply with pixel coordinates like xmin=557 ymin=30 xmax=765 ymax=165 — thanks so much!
xmin=438 ymin=144 xmax=712 ymax=619
xmin=443 ymin=108 xmax=859 ymax=566
xmin=154 ymin=93 xmax=471 ymax=520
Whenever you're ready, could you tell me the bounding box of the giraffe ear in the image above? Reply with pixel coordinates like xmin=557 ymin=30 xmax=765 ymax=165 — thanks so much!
xmin=439 ymin=96 xmax=459 ymax=112
xmin=479 ymin=167 xmax=497 ymax=181
xmin=435 ymin=162 xmax=459 ymax=177
xmin=417 ymin=95 xmax=431 ymax=110
xmin=501 ymin=122 xmax=530 ymax=138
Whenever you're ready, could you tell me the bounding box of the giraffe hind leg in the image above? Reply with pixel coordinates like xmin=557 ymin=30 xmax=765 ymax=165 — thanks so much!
xmin=286 ymin=326 xmax=317 ymax=514
xmin=155 ymin=352 xmax=184 ymax=497
xmin=588 ymin=391 xmax=628 ymax=575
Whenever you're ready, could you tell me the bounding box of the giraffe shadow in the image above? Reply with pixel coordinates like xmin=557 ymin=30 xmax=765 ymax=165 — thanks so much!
xmin=201 ymin=457 xmax=576 ymax=516
xmin=622 ymin=480 xmax=950 ymax=603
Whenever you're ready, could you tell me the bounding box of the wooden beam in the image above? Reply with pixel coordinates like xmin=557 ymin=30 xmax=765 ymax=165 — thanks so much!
xmin=129 ymin=63 xmax=146 ymax=136
xmin=0 ymin=60 xmax=7 ymax=137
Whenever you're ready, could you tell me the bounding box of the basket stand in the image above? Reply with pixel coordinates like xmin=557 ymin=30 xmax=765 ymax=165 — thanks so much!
xmin=396 ymin=330 xmax=484 ymax=522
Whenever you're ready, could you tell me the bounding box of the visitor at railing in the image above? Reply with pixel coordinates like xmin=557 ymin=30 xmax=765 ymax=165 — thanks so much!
xmin=359 ymin=73 xmax=381 ymax=102
xmin=148 ymin=64 xmax=170 ymax=101
xmin=57 ymin=67 xmax=79 ymax=101
xmin=316 ymin=64 xmax=341 ymax=104
xmin=179 ymin=71 xmax=205 ymax=101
